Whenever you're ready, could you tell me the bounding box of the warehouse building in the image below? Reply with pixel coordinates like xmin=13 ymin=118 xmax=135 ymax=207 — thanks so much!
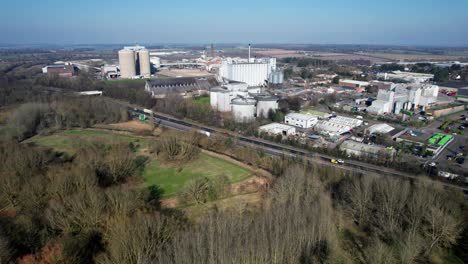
xmin=339 ymin=80 xmax=370 ymax=93
xmin=314 ymin=120 xmax=351 ymax=137
xmin=377 ymin=70 xmax=433 ymax=83
xmin=367 ymin=123 xmax=395 ymax=135
xmin=285 ymin=113 xmax=318 ymax=128
xmin=42 ymin=63 xmax=76 ymax=78
xmin=145 ymin=77 xmax=218 ymax=98
xmin=259 ymin=123 xmax=296 ymax=136
xmin=328 ymin=116 xmax=363 ymax=128
xmin=340 ymin=140 xmax=395 ymax=158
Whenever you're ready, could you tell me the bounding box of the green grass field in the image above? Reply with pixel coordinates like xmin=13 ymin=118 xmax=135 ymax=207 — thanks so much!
xmin=28 ymin=129 xmax=149 ymax=154
xmin=28 ymin=128 xmax=253 ymax=197
xmin=143 ymin=153 xmax=253 ymax=197
xmin=193 ymin=96 xmax=210 ymax=105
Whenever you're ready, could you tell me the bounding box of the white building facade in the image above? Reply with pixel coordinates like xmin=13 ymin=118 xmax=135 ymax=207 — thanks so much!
xmin=285 ymin=113 xmax=318 ymax=128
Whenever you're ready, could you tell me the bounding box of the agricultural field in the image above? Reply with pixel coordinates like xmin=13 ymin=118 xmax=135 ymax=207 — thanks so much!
xmin=357 ymin=52 xmax=468 ymax=62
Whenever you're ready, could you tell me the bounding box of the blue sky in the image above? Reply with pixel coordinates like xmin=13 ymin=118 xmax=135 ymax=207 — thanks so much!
xmin=1 ymin=0 xmax=468 ymax=46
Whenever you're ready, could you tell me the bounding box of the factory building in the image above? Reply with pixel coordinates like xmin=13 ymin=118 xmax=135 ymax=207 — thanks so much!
xmin=42 ymin=63 xmax=75 ymax=78
xmin=340 ymin=140 xmax=395 ymax=159
xmin=209 ymin=81 xmax=279 ymax=121
xmin=367 ymin=123 xmax=395 ymax=135
xmin=284 ymin=113 xmax=318 ymax=128
xmin=377 ymin=70 xmax=434 ymax=83
xmin=219 ymin=45 xmax=277 ymax=87
xmin=118 ymin=45 xmax=151 ymax=79
xmin=145 ymin=77 xmax=218 ymax=98
xmin=369 ymin=83 xmax=440 ymax=114
xmin=328 ymin=116 xmax=363 ymax=128
xmin=259 ymin=123 xmax=296 ymax=136
xmin=367 ymin=89 xmax=395 ymax=114
xmin=339 ymin=80 xmax=370 ymax=93
xmin=314 ymin=121 xmax=352 ymax=137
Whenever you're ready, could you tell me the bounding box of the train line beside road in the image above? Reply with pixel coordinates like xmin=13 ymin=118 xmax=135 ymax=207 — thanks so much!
xmin=126 ymin=105 xmax=468 ymax=195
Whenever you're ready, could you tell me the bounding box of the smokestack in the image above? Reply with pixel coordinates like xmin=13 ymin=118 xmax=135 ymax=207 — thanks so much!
xmin=248 ymin=43 xmax=251 ymax=63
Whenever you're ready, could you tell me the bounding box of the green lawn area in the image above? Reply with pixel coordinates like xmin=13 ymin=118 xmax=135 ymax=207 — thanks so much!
xmin=193 ymin=96 xmax=210 ymax=105
xmin=27 ymin=129 xmax=149 ymax=154
xmin=143 ymin=153 xmax=253 ymax=197
xmin=28 ymin=128 xmax=253 ymax=197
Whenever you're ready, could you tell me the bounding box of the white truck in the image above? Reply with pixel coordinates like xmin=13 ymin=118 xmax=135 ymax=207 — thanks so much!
xmin=143 ymin=109 xmax=153 ymax=115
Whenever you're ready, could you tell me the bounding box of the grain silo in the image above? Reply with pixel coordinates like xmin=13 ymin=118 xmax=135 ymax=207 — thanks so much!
xmin=231 ymin=97 xmax=257 ymax=122
xmin=138 ymin=49 xmax=151 ymax=77
xmin=118 ymin=49 xmax=136 ymax=78
xmin=256 ymin=95 xmax=279 ymax=118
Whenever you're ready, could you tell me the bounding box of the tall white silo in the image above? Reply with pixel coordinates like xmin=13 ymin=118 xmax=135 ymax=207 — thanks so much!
xmin=138 ymin=49 xmax=151 ymax=78
xmin=118 ymin=49 xmax=136 ymax=79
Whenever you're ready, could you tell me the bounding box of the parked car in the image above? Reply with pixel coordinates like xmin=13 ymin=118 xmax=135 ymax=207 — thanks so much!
xmin=456 ymin=158 xmax=465 ymax=164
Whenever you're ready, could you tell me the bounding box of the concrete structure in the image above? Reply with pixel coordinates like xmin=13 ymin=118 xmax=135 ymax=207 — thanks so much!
xmin=42 ymin=63 xmax=75 ymax=78
xmin=145 ymin=77 xmax=218 ymax=98
xmin=138 ymin=49 xmax=151 ymax=77
xmin=150 ymin=57 xmax=161 ymax=68
xmin=231 ymin=97 xmax=257 ymax=122
xmin=210 ymin=81 xmax=278 ymax=118
xmin=285 ymin=113 xmax=318 ymax=128
xmin=118 ymin=49 xmax=137 ymax=78
xmin=367 ymin=89 xmax=395 ymax=114
xmin=118 ymin=45 xmax=151 ymax=79
xmin=340 ymin=140 xmax=394 ymax=158
xmin=256 ymin=95 xmax=279 ymax=118
xmin=377 ymin=70 xmax=434 ymax=83
xmin=369 ymin=83 xmax=440 ymax=114
xmin=101 ymin=65 xmax=119 ymax=79
xmin=219 ymin=57 xmax=277 ymax=86
xmin=259 ymin=123 xmax=296 ymax=136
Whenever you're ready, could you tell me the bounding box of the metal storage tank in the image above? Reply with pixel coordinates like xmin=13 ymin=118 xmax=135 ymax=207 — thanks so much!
xmin=138 ymin=49 xmax=151 ymax=78
xmin=231 ymin=97 xmax=257 ymax=122
xmin=216 ymin=90 xmax=231 ymax=112
xmin=118 ymin=49 xmax=136 ymax=79
xmin=269 ymin=70 xmax=284 ymax=84
xmin=256 ymin=95 xmax=279 ymax=118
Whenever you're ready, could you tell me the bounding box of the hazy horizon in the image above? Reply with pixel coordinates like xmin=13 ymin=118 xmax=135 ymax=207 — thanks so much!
xmin=2 ymin=0 xmax=468 ymax=46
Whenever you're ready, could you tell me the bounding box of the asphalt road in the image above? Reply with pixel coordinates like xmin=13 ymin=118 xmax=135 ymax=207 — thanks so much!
xmin=126 ymin=106 xmax=468 ymax=195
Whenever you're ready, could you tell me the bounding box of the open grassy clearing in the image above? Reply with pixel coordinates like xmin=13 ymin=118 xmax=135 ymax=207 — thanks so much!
xmin=27 ymin=129 xmax=150 ymax=154
xmin=27 ymin=127 xmax=255 ymax=199
xmin=143 ymin=153 xmax=253 ymax=197
xmin=193 ymin=96 xmax=210 ymax=105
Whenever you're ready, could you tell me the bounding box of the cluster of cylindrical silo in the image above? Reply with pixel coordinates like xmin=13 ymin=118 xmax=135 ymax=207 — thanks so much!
xmin=118 ymin=46 xmax=151 ymax=79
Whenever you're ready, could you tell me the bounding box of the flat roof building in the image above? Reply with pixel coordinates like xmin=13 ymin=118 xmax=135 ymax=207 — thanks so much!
xmin=259 ymin=123 xmax=296 ymax=136
xmin=340 ymin=140 xmax=395 ymax=158
xmin=285 ymin=113 xmax=318 ymax=128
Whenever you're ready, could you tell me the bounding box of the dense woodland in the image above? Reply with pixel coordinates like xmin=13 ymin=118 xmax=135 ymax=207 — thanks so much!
xmin=0 ymin=57 xmax=467 ymax=263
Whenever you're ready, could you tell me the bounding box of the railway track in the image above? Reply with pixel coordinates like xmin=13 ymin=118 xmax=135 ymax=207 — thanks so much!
xmin=128 ymin=106 xmax=468 ymax=195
